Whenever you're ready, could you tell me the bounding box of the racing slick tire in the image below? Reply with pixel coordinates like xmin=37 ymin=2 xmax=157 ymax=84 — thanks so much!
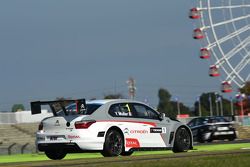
xmin=101 ymin=130 xmax=124 ymax=157
xmin=45 ymin=149 xmax=67 ymax=160
xmin=172 ymin=127 xmax=191 ymax=153
xmin=120 ymin=150 xmax=134 ymax=156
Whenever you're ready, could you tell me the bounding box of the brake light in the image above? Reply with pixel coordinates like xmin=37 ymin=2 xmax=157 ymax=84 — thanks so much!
xmin=75 ymin=120 xmax=96 ymax=129
xmin=38 ymin=122 xmax=43 ymax=131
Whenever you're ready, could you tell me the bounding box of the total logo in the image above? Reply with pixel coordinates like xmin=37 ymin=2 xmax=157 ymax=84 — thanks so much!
xmin=126 ymin=138 xmax=140 ymax=148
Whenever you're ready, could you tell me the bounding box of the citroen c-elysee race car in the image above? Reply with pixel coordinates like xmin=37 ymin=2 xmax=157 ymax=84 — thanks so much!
xmin=31 ymin=99 xmax=193 ymax=160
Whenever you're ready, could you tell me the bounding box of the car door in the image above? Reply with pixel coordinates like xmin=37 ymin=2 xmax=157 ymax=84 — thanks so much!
xmin=130 ymin=103 xmax=171 ymax=148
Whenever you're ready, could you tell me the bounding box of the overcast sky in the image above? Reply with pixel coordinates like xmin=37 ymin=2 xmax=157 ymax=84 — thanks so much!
xmin=0 ymin=0 xmax=225 ymax=111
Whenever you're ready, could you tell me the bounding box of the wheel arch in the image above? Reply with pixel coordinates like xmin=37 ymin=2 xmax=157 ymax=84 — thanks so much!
xmin=174 ymin=125 xmax=193 ymax=149
xmin=104 ymin=126 xmax=125 ymax=145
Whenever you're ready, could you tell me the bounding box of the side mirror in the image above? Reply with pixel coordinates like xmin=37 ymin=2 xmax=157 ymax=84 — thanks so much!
xmin=159 ymin=113 xmax=165 ymax=121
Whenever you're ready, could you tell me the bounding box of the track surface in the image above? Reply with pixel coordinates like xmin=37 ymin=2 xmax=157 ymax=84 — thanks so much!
xmin=1 ymin=149 xmax=250 ymax=167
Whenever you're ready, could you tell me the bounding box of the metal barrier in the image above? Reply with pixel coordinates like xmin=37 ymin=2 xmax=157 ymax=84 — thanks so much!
xmin=0 ymin=143 xmax=36 ymax=155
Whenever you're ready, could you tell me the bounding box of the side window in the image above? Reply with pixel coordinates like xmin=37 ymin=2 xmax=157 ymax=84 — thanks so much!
xmin=187 ymin=119 xmax=196 ymax=127
xmin=196 ymin=118 xmax=205 ymax=126
xmin=132 ymin=103 xmax=159 ymax=120
xmin=108 ymin=103 xmax=133 ymax=117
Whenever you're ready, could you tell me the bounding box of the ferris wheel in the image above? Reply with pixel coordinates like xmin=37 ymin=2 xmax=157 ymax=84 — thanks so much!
xmin=189 ymin=0 xmax=250 ymax=93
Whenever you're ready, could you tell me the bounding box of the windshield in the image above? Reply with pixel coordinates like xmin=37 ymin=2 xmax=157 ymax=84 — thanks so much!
xmin=57 ymin=103 xmax=102 ymax=116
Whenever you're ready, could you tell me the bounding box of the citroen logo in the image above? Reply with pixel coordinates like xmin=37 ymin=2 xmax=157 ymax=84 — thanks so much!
xmin=124 ymin=128 xmax=129 ymax=135
xmin=55 ymin=120 xmax=60 ymax=126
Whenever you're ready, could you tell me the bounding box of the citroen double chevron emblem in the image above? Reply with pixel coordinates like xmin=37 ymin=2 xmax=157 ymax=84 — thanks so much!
xmin=55 ymin=120 xmax=60 ymax=126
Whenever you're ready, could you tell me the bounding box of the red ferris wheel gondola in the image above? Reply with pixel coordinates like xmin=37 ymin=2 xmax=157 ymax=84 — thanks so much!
xmin=221 ymin=81 xmax=233 ymax=93
xmin=209 ymin=65 xmax=220 ymax=77
xmin=189 ymin=8 xmax=201 ymax=19
xmin=193 ymin=28 xmax=204 ymax=39
xmin=200 ymin=48 xmax=210 ymax=59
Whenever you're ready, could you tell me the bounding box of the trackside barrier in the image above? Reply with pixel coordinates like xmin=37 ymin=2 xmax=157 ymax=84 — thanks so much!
xmin=21 ymin=143 xmax=29 ymax=154
xmin=8 ymin=143 xmax=16 ymax=155
xmin=0 ymin=143 xmax=36 ymax=155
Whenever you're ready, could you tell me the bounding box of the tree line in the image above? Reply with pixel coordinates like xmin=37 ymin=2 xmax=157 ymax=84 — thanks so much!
xmin=10 ymin=82 xmax=250 ymax=116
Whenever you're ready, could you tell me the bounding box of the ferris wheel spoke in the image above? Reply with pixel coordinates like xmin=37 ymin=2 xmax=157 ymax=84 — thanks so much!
xmin=210 ymin=14 xmax=250 ymax=28
xmin=200 ymin=5 xmax=250 ymax=11
xmin=235 ymin=56 xmax=250 ymax=73
xmin=206 ymin=24 xmax=250 ymax=49
xmin=190 ymin=0 xmax=250 ymax=91
xmin=215 ymin=36 xmax=250 ymax=65
xmin=247 ymin=74 xmax=250 ymax=81
xmin=225 ymin=55 xmax=250 ymax=82
xmin=228 ymin=1 xmax=250 ymax=57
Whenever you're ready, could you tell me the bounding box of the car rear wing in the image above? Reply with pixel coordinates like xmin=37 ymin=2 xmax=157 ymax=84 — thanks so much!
xmin=30 ymin=99 xmax=86 ymax=116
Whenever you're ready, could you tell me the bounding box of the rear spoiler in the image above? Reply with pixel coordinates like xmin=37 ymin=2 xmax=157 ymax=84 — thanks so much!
xmin=30 ymin=99 xmax=86 ymax=116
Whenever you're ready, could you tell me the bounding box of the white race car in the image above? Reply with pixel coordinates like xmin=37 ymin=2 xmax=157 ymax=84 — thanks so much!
xmin=31 ymin=99 xmax=193 ymax=160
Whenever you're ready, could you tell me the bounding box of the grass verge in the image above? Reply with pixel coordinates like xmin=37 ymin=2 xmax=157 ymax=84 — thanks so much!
xmin=0 ymin=143 xmax=250 ymax=164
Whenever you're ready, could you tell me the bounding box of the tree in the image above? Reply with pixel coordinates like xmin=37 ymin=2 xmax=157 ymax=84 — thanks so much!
xmin=171 ymin=101 xmax=192 ymax=116
xmin=157 ymin=88 xmax=175 ymax=118
xmin=194 ymin=92 xmax=232 ymax=116
xmin=239 ymin=81 xmax=250 ymax=95
xmin=157 ymin=88 xmax=193 ymax=118
xmin=11 ymin=104 xmax=25 ymax=112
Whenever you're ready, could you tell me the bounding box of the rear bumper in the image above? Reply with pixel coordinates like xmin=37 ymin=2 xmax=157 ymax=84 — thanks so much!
xmin=36 ymin=132 xmax=104 ymax=152
xmin=37 ymin=143 xmax=103 ymax=153
xmin=203 ymin=130 xmax=237 ymax=141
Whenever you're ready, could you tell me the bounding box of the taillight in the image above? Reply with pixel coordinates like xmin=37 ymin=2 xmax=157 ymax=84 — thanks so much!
xmin=38 ymin=122 xmax=43 ymax=131
xmin=75 ymin=120 xmax=96 ymax=129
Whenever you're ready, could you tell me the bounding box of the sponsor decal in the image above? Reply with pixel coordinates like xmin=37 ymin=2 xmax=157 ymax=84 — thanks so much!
xmin=150 ymin=127 xmax=167 ymax=133
xmin=126 ymin=138 xmax=140 ymax=148
xmin=68 ymin=135 xmax=80 ymax=139
xmin=123 ymin=128 xmax=149 ymax=135
xmin=130 ymin=129 xmax=148 ymax=134
xmin=150 ymin=127 xmax=162 ymax=133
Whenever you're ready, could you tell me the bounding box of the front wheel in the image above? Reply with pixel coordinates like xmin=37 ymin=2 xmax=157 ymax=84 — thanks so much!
xmin=101 ymin=130 xmax=124 ymax=157
xmin=45 ymin=149 xmax=67 ymax=160
xmin=172 ymin=127 xmax=191 ymax=153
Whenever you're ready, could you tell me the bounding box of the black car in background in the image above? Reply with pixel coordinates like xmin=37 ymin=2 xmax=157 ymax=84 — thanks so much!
xmin=187 ymin=117 xmax=237 ymax=143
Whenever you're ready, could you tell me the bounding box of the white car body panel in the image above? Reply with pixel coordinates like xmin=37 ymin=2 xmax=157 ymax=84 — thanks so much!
xmin=34 ymin=99 xmax=192 ymax=153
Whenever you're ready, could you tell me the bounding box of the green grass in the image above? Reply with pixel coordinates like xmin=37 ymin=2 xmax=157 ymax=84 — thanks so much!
xmin=0 ymin=143 xmax=250 ymax=164
xmin=104 ymin=152 xmax=250 ymax=167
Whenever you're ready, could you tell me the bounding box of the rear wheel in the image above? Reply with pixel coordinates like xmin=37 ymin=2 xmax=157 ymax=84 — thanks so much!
xmin=101 ymin=130 xmax=123 ymax=157
xmin=228 ymin=136 xmax=236 ymax=141
xmin=120 ymin=150 xmax=134 ymax=156
xmin=45 ymin=149 xmax=67 ymax=160
xmin=172 ymin=127 xmax=191 ymax=153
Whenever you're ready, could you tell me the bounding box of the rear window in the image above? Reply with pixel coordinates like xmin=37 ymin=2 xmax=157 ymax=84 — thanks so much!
xmin=57 ymin=103 xmax=102 ymax=116
xmin=208 ymin=117 xmax=229 ymax=123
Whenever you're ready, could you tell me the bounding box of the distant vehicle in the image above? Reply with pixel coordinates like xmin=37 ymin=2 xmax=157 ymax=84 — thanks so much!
xmin=187 ymin=116 xmax=237 ymax=143
xmin=31 ymin=99 xmax=193 ymax=160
